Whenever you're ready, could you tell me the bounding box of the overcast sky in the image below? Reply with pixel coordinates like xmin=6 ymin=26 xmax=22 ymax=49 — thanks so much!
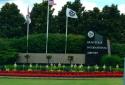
xmin=0 ymin=0 xmax=125 ymax=16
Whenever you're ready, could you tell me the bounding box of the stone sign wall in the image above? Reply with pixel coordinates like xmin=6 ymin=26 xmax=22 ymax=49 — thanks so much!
xmin=17 ymin=53 xmax=85 ymax=64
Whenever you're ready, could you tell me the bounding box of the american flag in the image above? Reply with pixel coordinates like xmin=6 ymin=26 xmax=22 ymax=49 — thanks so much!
xmin=26 ymin=7 xmax=31 ymax=24
xmin=48 ymin=0 xmax=56 ymax=5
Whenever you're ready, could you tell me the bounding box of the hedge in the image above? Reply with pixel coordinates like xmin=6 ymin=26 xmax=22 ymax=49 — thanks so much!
xmin=4 ymin=34 xmax=125 ymax=55
xmin=10 ymin=33 xmax=86 ymax=53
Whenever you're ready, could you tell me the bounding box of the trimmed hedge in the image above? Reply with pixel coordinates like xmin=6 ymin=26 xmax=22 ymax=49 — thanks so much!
xmin=10 ymin=33 xmax=85 ymax=53
xmin=6 ymin=33 xmax=125 ymax=56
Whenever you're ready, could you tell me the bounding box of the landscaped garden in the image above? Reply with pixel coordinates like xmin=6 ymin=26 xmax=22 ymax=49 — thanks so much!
xmin=0 ymin=63 xmax=122 ymax=77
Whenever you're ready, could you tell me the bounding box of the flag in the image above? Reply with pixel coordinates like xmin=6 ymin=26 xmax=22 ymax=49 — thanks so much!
xmin=66 ymin=8 xmax=78 ymax=18
xmin=48 ymin=0 xmax=56 ymax=5
xmin=26 ymin=7 xmax=31 ymax=24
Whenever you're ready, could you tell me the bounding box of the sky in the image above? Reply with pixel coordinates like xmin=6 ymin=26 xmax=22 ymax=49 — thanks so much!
xmin=0 ymin=0 xmax=125 ymax=16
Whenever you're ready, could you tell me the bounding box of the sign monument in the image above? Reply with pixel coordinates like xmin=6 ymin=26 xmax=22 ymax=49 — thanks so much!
xmin=85 ymin=31 xmax=108 ymax=65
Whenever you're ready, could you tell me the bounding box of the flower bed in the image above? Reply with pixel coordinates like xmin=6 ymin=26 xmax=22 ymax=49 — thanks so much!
xmin=0 ymin=71 xmax=123 ymax=77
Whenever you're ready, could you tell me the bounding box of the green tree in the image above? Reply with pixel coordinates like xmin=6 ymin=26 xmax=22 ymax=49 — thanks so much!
xmin=101 ymin=4 xmax=121 ymax=40
xmin=81 ymin=7 xmax=102 ymax=34
xmin=0 ymin=39 xmax=17 ymax=64
xmin=30 ymin=1 xmax=54 ymax=33
xmin=0 ymin=3 xmax=25 ymax=38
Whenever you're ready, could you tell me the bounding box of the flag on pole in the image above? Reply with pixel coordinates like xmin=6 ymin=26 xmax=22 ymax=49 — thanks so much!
xmin=65 ymin=8 xmax=78 ymax=55
xmin=46 ymin=0 xmax=56 ymax=55
xmin=26 ymin=7 xmax=31 ymax=24
xmin=66 ymin=8 xmax=78 ymax=18
xmin=26 ymin=7 xmax=31 ymax=54
xmin=48 ymin=0 xmax=56 ymax=5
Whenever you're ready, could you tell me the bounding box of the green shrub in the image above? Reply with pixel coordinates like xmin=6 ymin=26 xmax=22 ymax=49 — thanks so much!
xmin=10 ymin=33 xmax=85 ymax=53
xmin=7 ymin=34 xmax=125 ymax=55
xmin=111 ymin=43 xmax=125 ymax=57
xmin=101 ymin=55 xmax=122 ymax=66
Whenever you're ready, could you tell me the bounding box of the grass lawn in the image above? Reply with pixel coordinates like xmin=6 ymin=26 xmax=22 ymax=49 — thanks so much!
xmin=0 ymin=77 xmax=122 ymax=85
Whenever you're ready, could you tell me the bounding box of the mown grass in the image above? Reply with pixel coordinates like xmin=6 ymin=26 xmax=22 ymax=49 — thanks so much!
xmin=0 ymin=77 xmax=122 ymax=85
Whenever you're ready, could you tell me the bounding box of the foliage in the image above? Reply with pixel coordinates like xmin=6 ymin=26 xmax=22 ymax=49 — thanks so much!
xmin=6 ymin=33 xmax=125 ymax=56
xmin=111 ymin=43 xmax=125 ymax=57
xmin=1 ymin=64 xmax=123 ymax=72
xmin=0 ymin=3 xmax=25 ymax=38
xmin=101 ymin=55 xmax=122 ymax=66
xmin=0 ymin=39 xmax=17 ymax=64
xmin=10 ymin=33 xmax=85 ymax=53
xmin=30 ymin=1 xmax=54 ymax=33
xmin=0 ymin=1 xmax=124 ymax=44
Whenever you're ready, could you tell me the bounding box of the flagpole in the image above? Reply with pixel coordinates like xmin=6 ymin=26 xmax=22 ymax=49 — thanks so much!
xmin=26 ymin=7 xmax=30 ymax=54
xmin=107 ymin=38 xmax=111 ymax=56
xmin=65 ymin=16 xmax=68 ymax=55
xmin=26 ymin=21 xmax=29 ymax=54
xmin=46 ymin=0 xmax=49 ymax=55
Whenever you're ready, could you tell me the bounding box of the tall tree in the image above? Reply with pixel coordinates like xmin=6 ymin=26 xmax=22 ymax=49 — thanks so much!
xmin=101 ymin=4 xmax=121 ymax=41
xmin=80 ymin=7 xmax=103 ymax=36
xmin=30 ymin=1 xmax=54 ymax=33
xmin=0 ymin=3 xmax=25 ymax=38
xmin=120 ymin=14 xmax=125 ymax=43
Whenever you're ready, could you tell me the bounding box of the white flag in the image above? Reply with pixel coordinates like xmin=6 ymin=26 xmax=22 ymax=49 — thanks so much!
xmin=26 ymin=7 xmax=31 ymax=24
xmin=66 ymin=8 xmax=78 ymax=18
xmin=48 ymin=0 xmax=56 ymax=5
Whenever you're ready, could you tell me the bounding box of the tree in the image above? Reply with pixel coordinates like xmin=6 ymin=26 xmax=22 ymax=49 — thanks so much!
xmin=102 ymin=4 xmax=120 ymax=19
xmin=81 ymin=7 xmax=101 ymax=34
xmin=30 ymin=1 xmax=54 ymax=33
xmin=0 ymin=3 xmax=25 ymax=38
xmin=100 ymin=4 xmax=121 ymax=40
xmin=0 ymin=39 xmax=17 ymax=64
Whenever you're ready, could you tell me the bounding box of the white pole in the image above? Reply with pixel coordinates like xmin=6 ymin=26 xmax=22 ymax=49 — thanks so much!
xmin=107 ymin=39 xmax=111 ymax=56
xmin=65 ymin=16 xmax=68 ymax=55
xmin=26 ymin=6 xmax=30 ymax=54
xmin=26 ymin=21 xmax=29 ymax=54
xmin=46 ymin=0 xmax=49 ymax=55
